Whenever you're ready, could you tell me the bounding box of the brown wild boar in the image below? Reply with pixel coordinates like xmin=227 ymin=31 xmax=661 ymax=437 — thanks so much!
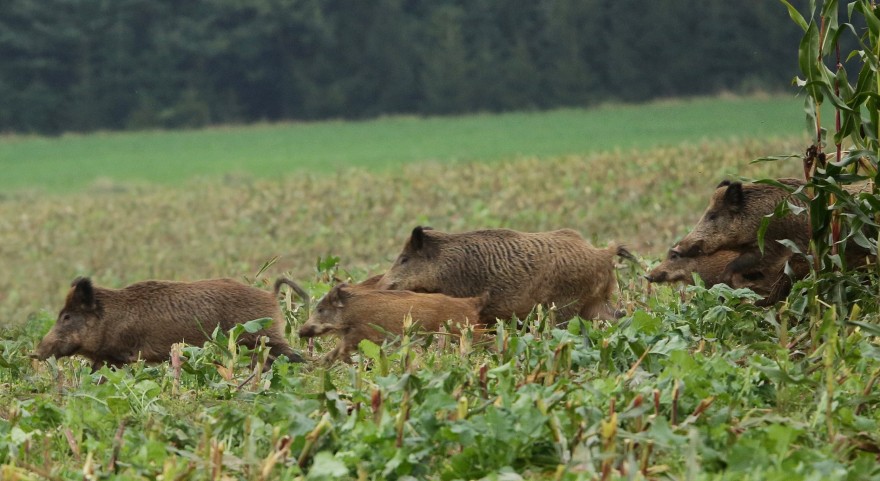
xmin=671 ymin=177 xmax=873 ymax=305
xmin=377 ymin=226 xmax=635 ymax=323
xmin=298 ymin=282 xmax=487 ymax=363
xmin=673 ymin=178 xmax=809 ymax=258
xmin=32 ymin=277 xmax=304 ymax=371
xmin=645 ymin=248 xmax=776 ymax=297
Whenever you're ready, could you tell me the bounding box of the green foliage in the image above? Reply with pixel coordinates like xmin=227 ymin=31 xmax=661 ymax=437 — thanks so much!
xmin=759 ymin=1 xmax=880 ymax=315
xmin=0 ymin=1 xmax=802 ymax=134
xmin=3 ymin=276 xmax=880 ymax=479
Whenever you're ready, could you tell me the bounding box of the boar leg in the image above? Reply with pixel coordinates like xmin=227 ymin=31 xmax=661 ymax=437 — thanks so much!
xmin=267 ymin=342 xmax=304 ymax=363
xmin=576 ymin=301 xmax=618 ymax=323
xmin=322 ymin=342 xmax=349 ymax=365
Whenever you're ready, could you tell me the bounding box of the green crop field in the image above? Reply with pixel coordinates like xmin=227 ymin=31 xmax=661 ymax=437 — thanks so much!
xmin=1 ymin=95 xmax=808 ymax=193
xmin=2 ymin=97 xmax=879 ymax=480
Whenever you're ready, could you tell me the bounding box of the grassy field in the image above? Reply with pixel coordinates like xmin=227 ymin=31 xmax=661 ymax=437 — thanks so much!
xmin=2 ymin=99 xmax=879 ymax=480
xmin=0 ymin=95 xmax=808 ymax=193
xmin=0 ymin=137 xmax=805 ymax=328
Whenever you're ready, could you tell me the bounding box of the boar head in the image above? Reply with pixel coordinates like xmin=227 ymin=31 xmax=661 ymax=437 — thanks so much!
xmin=298 ymin=284 xmax=351 ymax=338
xmin=378 ymin=226 xmax=443 ymax=292
xmin=673 ymin=180 xmax=755 ymax=257
xmin=645 ymin=249 xmax=696 ymax=284
xmin=33 ymin=277 xmax=102 ymax=361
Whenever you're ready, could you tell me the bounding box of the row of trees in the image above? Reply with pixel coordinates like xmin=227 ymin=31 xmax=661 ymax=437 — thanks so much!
xmin=0 ymin=0 xmax=801 ymax=134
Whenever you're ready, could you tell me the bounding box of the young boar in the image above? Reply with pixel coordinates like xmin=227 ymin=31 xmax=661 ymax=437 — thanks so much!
xmin=298 ymin=282 xmax=487 ymax=363
xmin=673 ymin=178 xmax=809 ymax=258
xmin=645 ymin=248 xmax=775 ymax=297
xmin=33 ymin=277 xmax=304 ymax=371
xmin=377 ymin=226 xmax=635 ymax=323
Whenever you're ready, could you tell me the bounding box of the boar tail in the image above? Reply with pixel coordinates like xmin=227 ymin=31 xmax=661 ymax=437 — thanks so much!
xmin=274 ymin=277 xmax=311 ymax=313
xmin=610 ymin=243 xmax=638 ymax=263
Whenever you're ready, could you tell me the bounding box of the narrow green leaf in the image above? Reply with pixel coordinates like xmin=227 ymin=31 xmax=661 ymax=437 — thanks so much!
xmin=781 ymin=0 xmax=811 ymax=31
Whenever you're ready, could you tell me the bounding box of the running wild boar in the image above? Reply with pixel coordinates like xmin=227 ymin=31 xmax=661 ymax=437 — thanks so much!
xmin=32 ymin=277 xmax=304 ymax=370
xmin=298 ymin=281 xmax=487 ymax=363
xmin=377 ymin=226 xmax=635 ymax=323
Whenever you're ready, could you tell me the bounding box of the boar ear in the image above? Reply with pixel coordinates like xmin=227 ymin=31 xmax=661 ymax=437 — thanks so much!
xmin=410 ymin=226 xmax=428 ymax=251
xmin=716 ymin=179 xmax=732 ymax=188
xmin=328 ymin=284 xmax=351 ymax=308
xmin=335 ymin=286 xmax=353 ymax=308
xmin=71 ymin=277 xmax=97 ymax=310
xmin=722 ymin=182 xmax=745 ymax=211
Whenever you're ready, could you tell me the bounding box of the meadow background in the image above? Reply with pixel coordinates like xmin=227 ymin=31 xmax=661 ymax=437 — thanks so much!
xmin=4 ymin=94 xmax=880 ymax=480
xmin=0 ymin=96 xmax=807 ymax=328
xmin=4 ymin=1 xmax=880 ymax=479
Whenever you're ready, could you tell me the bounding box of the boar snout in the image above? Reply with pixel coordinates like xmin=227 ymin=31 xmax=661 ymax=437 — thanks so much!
xmin=644 ymin=270 xmax=667 ymax=283
xmin=299 ymin=321 xmax=335 ymax=338
xmin=298 ymin=325 xmax=318 ymax=338
xmin=33 ymin=334 xmax=78 ymax=361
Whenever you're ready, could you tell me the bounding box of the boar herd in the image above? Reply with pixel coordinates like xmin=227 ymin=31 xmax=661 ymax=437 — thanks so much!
xmin=33 ymin=176 xmax=862 ymax=370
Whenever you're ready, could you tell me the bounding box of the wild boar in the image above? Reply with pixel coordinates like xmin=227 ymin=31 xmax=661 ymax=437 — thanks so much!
xmin=298 ymin=282 xmax=487 ymax=363
xmin=673 ymin=178 xmax=809 ymax=258
xmin=377 ymin=226 xmax=635 ymax=323
xmin=671 ymin=177 xmax=874 ymax=305
xmin=33 ymin=276 xmax=304 ymax=371
xmin=645 ymin=248 xmax=776 ymax=297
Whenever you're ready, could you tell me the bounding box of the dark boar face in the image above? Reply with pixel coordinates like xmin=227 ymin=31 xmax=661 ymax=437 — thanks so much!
xmin=645 ymin=250 xmax=696 ymax=283
xmin=378 ymin=226 xmax=442 ymax=292
xmin=646 ymin=250 xmax=740 ymax=286
xmin=298 ymin=285 xmax=350 ymax=338
xmin=674 ymin=181 xmax=750 ymax=257
xmin=33 ymin=277 xmax=101 ymax=361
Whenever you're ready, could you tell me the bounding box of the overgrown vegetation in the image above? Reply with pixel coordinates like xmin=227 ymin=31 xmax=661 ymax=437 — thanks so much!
xmin=2 ymin=263 xmax=879 ymax=479
xmin=3 ymin=131 xmax=879 ymax=478
xmin=4 ymin=2 xmax=880 ymax=475
xmin=764 ymin=0 xmax=880 ymax=306
xmin=0 ymin=137 xmax=802 ymax=329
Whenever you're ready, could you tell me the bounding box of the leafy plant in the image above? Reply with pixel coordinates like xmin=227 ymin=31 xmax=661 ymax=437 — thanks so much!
xmin=774 ymin=0 xmax=880 ymax=314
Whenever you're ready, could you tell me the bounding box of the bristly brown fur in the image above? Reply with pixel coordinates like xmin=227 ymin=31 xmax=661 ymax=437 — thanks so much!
xmin=378 ymin=227 xmax=634 ymax=323
xmin=34 ymin=277 xmax=304 ymax=371
xmin=298 ymin=282 xmax=487 ymax=364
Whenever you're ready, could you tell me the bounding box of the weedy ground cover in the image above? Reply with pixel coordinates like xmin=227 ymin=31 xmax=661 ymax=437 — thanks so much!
xmin=2 ymin=270 xmax=879 ymax=480
xmin=1 ymin=133 xmax=878 ymax=479
xmin=0 ymin=95 xmax=806 ymax=193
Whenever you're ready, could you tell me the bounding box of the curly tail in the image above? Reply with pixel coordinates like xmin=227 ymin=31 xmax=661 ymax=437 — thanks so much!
xmin=609 ymin=243 xmax=638 ymax=263
xmin=274 ymin=277 xmax=310 ymax=314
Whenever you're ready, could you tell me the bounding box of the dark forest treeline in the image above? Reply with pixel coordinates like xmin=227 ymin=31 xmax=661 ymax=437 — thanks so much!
xmin=0 ymin=0 xmax=800 ymax=134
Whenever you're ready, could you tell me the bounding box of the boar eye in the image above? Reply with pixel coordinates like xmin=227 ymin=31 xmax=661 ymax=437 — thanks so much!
xmin=61 ymin=313 xmax=72 ymax=322
xmin=706 ymin=212 xmax=718 ymax=221
xmin=399 ymin=256 xmax=409 ymax=265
